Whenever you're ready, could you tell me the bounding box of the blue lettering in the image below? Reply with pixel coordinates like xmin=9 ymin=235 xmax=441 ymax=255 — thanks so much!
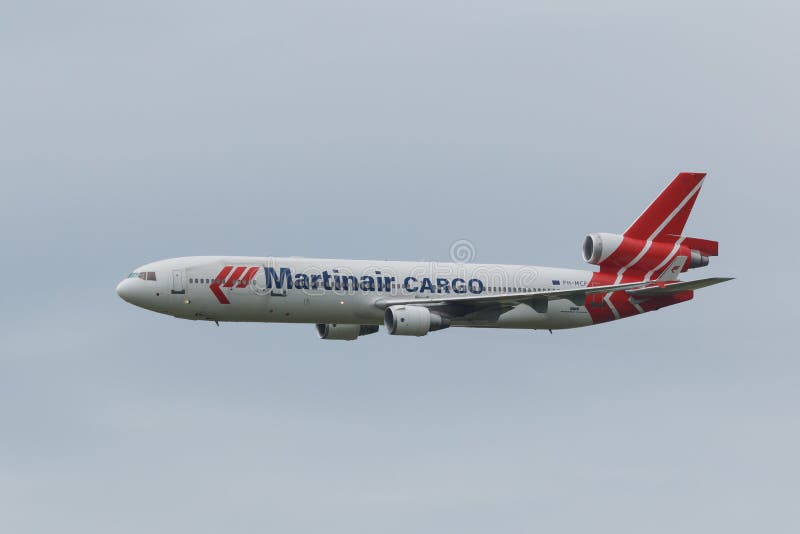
xmin=294 ymin=273 xmax=309 ymax=289
xmin=436 ymin=278 xmax=450 ymax=293
xmin=266 ymin=267 xmax=293 ymax=289
xmin=404 ymin=276 xmax=418 ymax=292
xmin=468 ymin=278 xmax=484 ymax=294
xmin=420 ymin=278 xmax=435 ymax=293
xmin=452 ymin=278 xmax=466 ymax=294
xmin=310 ymin=274 xmax=322 ymax=289
xmin=383 ymin=276 xmax=395 ymax=292
xmin=322 ymin=271 xmax=333 ymax=290
xmin=360 ymin=275 xmax=375 ymax=291
xmin=342 ymin=275 xmax=358 ymax=291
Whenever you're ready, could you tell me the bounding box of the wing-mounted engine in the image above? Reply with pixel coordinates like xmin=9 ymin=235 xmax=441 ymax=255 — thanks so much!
xmin=583 ymin=232 xmax=718 ymax=274
xmin=316 ymin=323 xmax=379 ymax=341
xmin=384 ymin=305 xmax=450 ymax=336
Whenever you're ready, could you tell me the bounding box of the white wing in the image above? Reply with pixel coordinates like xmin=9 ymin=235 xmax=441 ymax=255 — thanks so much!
xmin=374 ymin=281 xmax=650 ymax=311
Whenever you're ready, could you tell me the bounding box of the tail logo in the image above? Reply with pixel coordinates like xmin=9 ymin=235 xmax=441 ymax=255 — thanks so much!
xmin=210 ymin=266 xmax=259 ymax=304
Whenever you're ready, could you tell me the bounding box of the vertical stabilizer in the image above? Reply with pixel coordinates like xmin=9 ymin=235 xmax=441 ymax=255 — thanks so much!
xmin=624 ymin=172 xmax=706 ymax=241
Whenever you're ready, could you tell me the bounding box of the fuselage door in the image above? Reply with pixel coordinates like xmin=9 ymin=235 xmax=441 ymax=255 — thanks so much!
xmin=171 ymin=269 xmax=186 ymax=294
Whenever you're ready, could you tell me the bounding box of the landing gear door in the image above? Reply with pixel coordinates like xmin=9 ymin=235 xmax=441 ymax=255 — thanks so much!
xmin=171 ymin=269 xmax=186 ymax=294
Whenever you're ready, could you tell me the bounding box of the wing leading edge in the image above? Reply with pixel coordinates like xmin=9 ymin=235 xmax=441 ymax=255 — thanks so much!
xmin=374 ymin=278 xmax=733 ymax=314
xmin=374 ymin=281 xmax=652 ymax=310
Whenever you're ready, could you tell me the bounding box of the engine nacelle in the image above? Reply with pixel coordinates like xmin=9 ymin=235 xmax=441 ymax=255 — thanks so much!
xmin=690 ymin=249 xmax=709 ymax=268
xmin=316 ymin=323 xmax=379 ymax=340
xmin=584 ymin=232 xmax=714 ymax=272
xmin=384 ymin=305 xmax=450 ymax=336
xmin=582 ymin=233 xmax=624 ymax=265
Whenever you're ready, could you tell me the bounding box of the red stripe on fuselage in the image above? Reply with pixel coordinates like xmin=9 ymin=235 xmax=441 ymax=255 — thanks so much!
xmin=223 ymin=266 xmax=247 ymax=288
xmin=210 ymin=266 xmax=233 ymax=304
xmin=585 ymin=173 xmax=707 ymax=323
xmin=237 ymin=266 xmax=259 ymax=288
xmin=585 ymin=272 xmax=617 ymax=324
xmin=584 ymin=272 xmax=696 ymax=325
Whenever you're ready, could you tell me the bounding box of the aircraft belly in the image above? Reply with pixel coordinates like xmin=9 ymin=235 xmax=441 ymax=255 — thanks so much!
xmin=210 ymin=292 xmax=383 ymax=325
xmin=453 ymin=301 xmax=593 ymax=330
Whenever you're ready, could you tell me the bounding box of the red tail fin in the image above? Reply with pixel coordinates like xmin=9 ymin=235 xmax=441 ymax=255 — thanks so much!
xmin=624 ymin=172 xmax=706 ymax=241
xmin=583 ymin=172 xmax=717 ymax=281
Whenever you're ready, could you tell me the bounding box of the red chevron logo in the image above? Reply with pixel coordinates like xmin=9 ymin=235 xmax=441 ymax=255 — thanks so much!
xmin=211 ymin=265 xmax=259 ymax=304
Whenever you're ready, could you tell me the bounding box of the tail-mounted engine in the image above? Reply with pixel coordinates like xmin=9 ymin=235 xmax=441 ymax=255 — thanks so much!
xmin=583 ymin=233 xmax=718 ymax=273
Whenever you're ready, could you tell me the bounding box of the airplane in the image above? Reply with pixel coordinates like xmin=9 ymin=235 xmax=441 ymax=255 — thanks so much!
xmin=116 ymin=172 xmax=732 ymax=340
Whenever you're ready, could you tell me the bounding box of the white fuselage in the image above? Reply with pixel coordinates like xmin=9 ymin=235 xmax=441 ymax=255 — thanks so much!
xmin=116 ymin=256 xmax=595 ymax=330
xmin=116 ymin=174 xmax=728 ymax=337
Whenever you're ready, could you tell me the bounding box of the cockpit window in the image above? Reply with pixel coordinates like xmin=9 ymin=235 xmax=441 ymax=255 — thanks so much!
xmin=128 ymin=271 xmax=157 ymax=281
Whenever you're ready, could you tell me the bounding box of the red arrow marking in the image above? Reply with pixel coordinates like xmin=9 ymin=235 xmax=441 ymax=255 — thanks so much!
xmin=237 ymin=266 xmax=259 ymax=288
xmin=223 ymin=266 xmax=247 ymax=288
xmin=210 ymin=266 xmax=233 ymax=304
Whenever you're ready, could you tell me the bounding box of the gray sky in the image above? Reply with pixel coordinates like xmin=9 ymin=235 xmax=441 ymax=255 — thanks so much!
xmin=1 ymin=1 xmax=798 ymax=533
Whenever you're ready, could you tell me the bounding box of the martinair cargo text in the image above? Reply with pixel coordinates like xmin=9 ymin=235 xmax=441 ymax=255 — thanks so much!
xmin=117 ymin=173 xmax=732 ymax=340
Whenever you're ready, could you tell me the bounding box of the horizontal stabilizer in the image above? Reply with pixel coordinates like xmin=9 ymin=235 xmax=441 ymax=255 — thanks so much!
xmin=626 ymin=277 xmax=734 ymax=297
xmin=680 ymin=237 xmax=719 ymax=257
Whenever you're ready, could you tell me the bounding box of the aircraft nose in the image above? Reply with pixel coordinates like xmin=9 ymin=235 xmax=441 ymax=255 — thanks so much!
xmin=116 ymin=278 xmax=135 ymax=303
xmin=116 ymin=271 xmax=166 ymax=312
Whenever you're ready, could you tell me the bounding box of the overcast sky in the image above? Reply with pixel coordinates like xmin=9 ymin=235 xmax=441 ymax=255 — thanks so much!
xmin=1 ymin=1 xmax=798 ymax=533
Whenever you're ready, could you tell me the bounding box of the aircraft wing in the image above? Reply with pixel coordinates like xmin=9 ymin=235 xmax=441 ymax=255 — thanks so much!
xmin=374 ymin=281 xmax=651 ymax=311
xmin=374 ymin=278 xmax=734 ymax=318
xmin=625 ymin=277 xmax=734 ymax=297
